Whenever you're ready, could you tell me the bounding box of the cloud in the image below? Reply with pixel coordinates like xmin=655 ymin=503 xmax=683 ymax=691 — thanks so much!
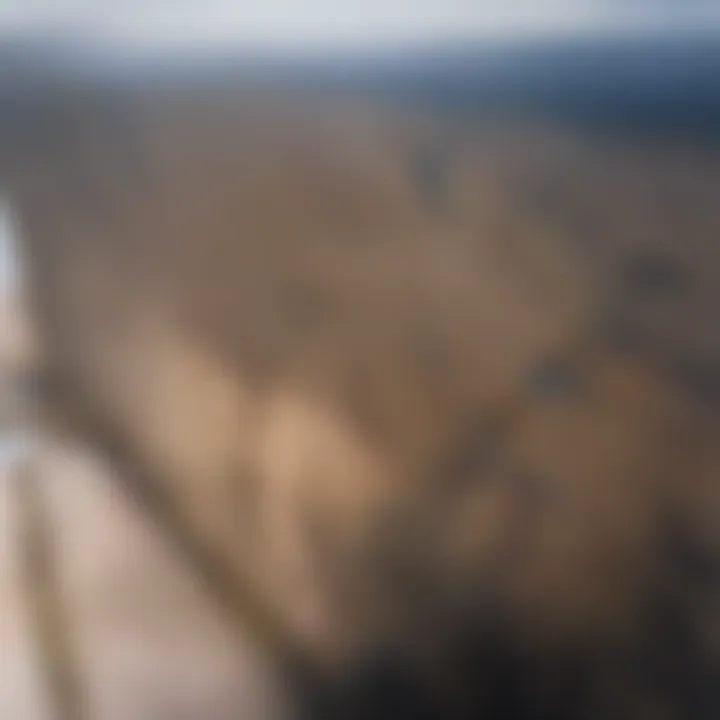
xmin=1 ymin=0 xmax=719 ymax=48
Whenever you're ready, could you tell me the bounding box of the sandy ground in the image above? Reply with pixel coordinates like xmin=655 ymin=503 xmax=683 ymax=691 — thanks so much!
xmin=0 ymin=287 xmax=289 ymax=720
xmin=0 ymin=434 xmax=290 ymax=720
xmin=0 ymin=451 xmax=50 ymax=720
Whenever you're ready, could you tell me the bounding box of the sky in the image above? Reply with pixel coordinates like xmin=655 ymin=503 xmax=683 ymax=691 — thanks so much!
xmin=0 ymin=1 xmax=719 ymax=51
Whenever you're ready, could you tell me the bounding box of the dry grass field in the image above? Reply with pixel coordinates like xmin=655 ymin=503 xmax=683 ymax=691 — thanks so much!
xmin=1 ymin=60 xmax=720 ymax=718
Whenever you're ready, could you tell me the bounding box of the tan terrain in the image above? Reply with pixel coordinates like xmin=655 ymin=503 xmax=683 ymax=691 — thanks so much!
xmin=0 ymin=82 xmax=719 ymax=718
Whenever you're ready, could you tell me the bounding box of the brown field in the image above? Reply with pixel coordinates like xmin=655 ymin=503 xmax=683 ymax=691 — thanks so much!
xmin=1 ymin=84 xmax=720 ymax=718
